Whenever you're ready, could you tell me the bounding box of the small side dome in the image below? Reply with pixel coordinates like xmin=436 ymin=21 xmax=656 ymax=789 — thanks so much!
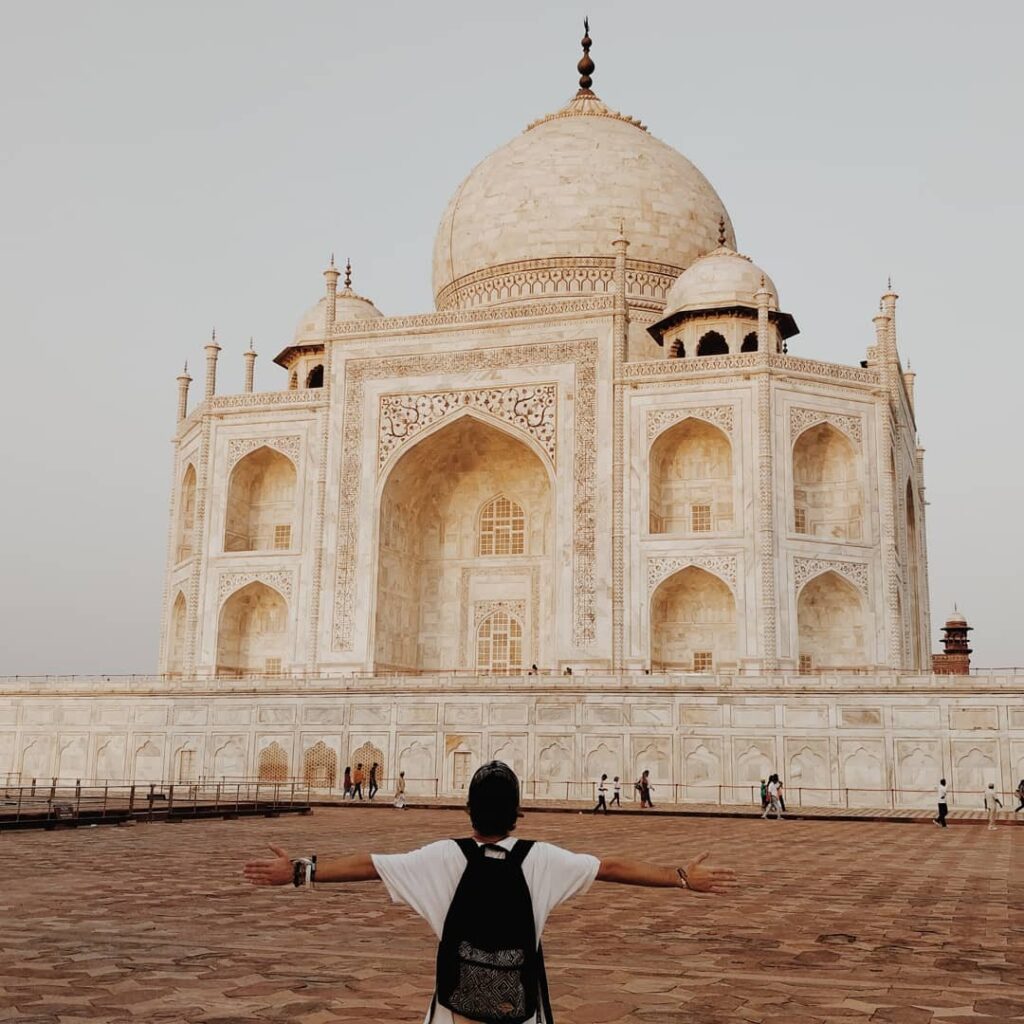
xmin=292 ymin=267 xmax=383 ymax=343
xmin=664 ymin=246 xmax=778 ymax=313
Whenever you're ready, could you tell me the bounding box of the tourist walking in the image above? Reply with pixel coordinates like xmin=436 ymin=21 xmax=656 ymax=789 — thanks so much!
xmin=776 ymin=777 xmax=787 ymax=813
xmin=394 ymin=771 xmax=407 ymax=809
xmin=342 ymin=765 xmax=353 ymax=799
xmin=1014 ymin=779 xmax=1024 ymax=813
xmin=244 ymin=761 xmax=736 ymax=1024
xmin=761 ymin=774 xmax=783 ymax=819
xmin=609 ymin=776 xmax=621 ymax=807
xmin=593 ymin=774 xmax=608 ymax=814
xmin=933 ymin=777 xmax=948 ymax=828
xmin=984 ymin=783 xmax=1002 ymax=830
xmin=368 ymin=762 xmax=379 ymax=801
xmin=637 ymin=769 xmax=654 ymax=808
xmin=352 ymin=763 xmax=365 ymax=800
xmin=759 ymin=778 xmax=768 ymax=812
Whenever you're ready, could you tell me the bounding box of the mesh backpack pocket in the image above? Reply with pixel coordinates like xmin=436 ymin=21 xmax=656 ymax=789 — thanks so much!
xmin=432 ymin=838 xmax=551 ymax=1024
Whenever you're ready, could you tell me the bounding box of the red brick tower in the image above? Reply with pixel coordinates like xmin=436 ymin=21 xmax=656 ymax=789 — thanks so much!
xmin=932 ymin=607 xmax=973 ymax=675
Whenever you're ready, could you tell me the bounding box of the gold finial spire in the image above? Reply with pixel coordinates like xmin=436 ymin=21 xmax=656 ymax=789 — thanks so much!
xmin=249 ymin=336 xmax=254 ymax=351
xmin=718 ymin=216 xmax=726 ymax=247
xmin=210 ymin=327 xmax=216 ymax=342
xmin=577 ymin=17 xmax=595 ymax=95
xmin=344 ymin=258 xmax=352 ymax=289
xmin=183 ymin=361 xmax=189 ymax=375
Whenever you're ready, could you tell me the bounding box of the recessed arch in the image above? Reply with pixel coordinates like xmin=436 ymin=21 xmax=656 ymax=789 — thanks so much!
xmin=258 ymin=742 xmax=289 ymax=782
xmin=476 ymin=609 xmax=524 ymax=674
xmin=669 ymin=338 xmax=685 ymax=359
xmin=741 ymin=331 xmax=758 ymax=352
xmin=792 ymin=422 xmax=862 ymax=540
xmin=303 ymin=741 xmax=337 ymax=787
xmin=478 ymin=493 xmax=526 ymax=556
xmin=167 ymin=591 xmax=187 ymax=675
xmin=905 ymin=477 xmax=922 ymax=668
xmin=374 ymin=414 xmax=552 ymax=673
xmin=176 ymin=464 xmax=197 ymax=562
xmin=649 ymin=417 xmax=733 ymax=534
xmin=305 ymin=364 xmax=324 ymax=389
xmin=651 ymin=566 xmax=737 ymax=672
xmin=696 ymin=331 xmax=728 ymax=356
xmin=216 ymin=580 xmax=289 ymax=676
xmin=797 ymin=570 xmax=867 ymax=670
xmin=224 ymin=446 xmax=297 ymax=552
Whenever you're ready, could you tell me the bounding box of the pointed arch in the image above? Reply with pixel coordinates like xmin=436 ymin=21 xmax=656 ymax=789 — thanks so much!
xmin=305 ymin=364 xmax=324 ymax=389
xmin=649 ymin=417 xmax=733 ymax=535
xmin=216 ymin=580 xmax=289 ymax=676
xmin=224 ymin=446 xmax=297 ymax=552
xmin=797 ymin=570 xmax=867 ymax=670
xmin=478 ymin=493 xmax=526 ymax=556
xmin=696 ymin=331 xmax=728 ymax=356
xmin=651 ymin=566 xmax=737 ymax=672
xmin=167 ymin=591 xmax=187 ymax=675
xmin=905 ymin=478 xmax=923 ymax=668
xmin=669 ymin=338 xmax=685 ymax=359
xmin=303 ymin=741 xmax=337 ymax=788
xmin=792 ymin=422 xmax=862 ymax=540
xmin=741 ymin=331 xmax=758 ymax=352
xmin=176 ymin=463 xmax=197 ymax=562
xmin=258 ymin=742 xmax=289 ymax=782
xmin=476 ymin=610 xmax=524 ymax=674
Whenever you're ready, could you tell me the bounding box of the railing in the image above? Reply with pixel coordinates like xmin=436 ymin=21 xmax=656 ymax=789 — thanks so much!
xmin=0 ymin=779 xmax=312 ymax=829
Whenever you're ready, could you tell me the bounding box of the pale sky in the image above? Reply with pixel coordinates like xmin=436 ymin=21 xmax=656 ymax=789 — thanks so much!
xmin=1 ymin=1 xmax=1021 ymax=673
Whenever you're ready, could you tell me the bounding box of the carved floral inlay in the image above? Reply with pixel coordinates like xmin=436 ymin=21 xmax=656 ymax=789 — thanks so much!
xmin=218 ymin=570 xmax=294 ymax=603
xmin=227 ymin=435 xmax=301 ymax=469
xmin=647 ymin=556 xmax=738 ymax=592
xmin=646 ymin=405 xmax=734 ymax=441
xmin=789 ymin=407 xmax=863 ymax=444
xmin=793 ymin=557 xmax=868 ymax=595
xmin=378 ymin=385 xmax=556 ymax=473
xmin=474 ymin=600 xmax=526 ymax=627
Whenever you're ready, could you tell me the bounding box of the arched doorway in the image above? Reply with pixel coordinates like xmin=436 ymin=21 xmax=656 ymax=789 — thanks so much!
xmin=651 ymin=566 xmax=737 ymax=672
xmin=224 ymin=447 xmax=296 ymax=552
xmin=176 ymin=464 xmax=196 ymax=561
xmin=216 ymin=581 xmax=289 ymax=676
xmin=649 ymin=418 xmax=732 ymax=534
xmin=374 ymin=415 xmax=552 ymax=673
xmin=797 ymin=571 xmax=867 ymax=670
xmin=793 ymin=424 xmax=862 ymax=540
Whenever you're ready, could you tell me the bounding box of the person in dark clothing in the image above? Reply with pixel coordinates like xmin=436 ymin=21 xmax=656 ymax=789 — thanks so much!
xmin=593 ymin=774 xmax=608 ymax=814
xmin=933 ymin=777 xmax=948 ymax=828
xmin=637 ymin=770 xmax=654 ymax=808
xmin=368 ymin=762 xmax=379 ymax=801
xmin=1015 ymin=779 xmax=1024 ymax=813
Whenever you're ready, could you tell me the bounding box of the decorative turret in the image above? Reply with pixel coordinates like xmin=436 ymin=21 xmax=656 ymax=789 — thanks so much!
xmin=932 ymin=607 xmax=973 ymax=675
xmin=324 ymin=254 xmax=340 ymax=334
xmin=203 ymin=328 xmax=221 ymax=400
xmin=243 ymin=338 xmax=257 ymax=394
xmin=176 ymin=362 xmax=192 ymax=423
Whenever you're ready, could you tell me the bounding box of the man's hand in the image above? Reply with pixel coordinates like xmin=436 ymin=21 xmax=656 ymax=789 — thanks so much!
xmin=243 ymin=844 xmax=294 ymax=886
xmin=684 ymin=851 xmax=737 ymax=894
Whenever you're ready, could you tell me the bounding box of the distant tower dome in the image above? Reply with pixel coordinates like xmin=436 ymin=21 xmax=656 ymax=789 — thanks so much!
xmin=933 ymin=605 xmax=973 ymax=676
xmin=292 ymin=259 xmax=382 ymax=342
xmin=432 ymin=23 xmax=734 ymax=313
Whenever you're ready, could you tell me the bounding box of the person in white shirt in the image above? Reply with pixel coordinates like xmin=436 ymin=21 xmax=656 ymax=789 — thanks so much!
xmin=610 ymin=776 xmax=621 ymax=808
xmin=984 ymin=783 xmax=1003 ymax=831
xmin=593 ymin=773 xmax=608 ymax=814
xmin=933 ymin=778 xmax=948 ymax=828
xmin=244 ymin=761 xmax=736 ymax=1024
xmin=761 ymin=774 xmax=783 ymax=819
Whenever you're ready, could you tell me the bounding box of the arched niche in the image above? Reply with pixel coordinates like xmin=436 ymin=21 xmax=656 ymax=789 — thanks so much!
xmin=797 ymin=571 xmax=867 ymax=670
xmin=696 ymin=331 xmax=728 ymax=356
xmin=176 ymin=464 xmax=196 ymax=562
xmin=224 ymin=447 xmax=297 ymax=552
xmin=303 ymin=741 xmax=337 ymax=787
xmin=792 ymin=423 xmax=862 ymax=540
xmin=476 ymin=609 xmax=524 ymax=674
xmin=649 ymin=418 xmax=733 ymax=534
xmin=741 ymin=331 xmax=758 ymax=352
xmin=167 ymin=592 xmax=187 ymax=676
xmin=216 ymin=581 xmax=289 ymax=676
xmin=669 ymin=338 xmax=685 ymax=359
xmin=651 ymin=566 xmax=737 ymax=672
xmin=905 ymin=479 xmax=922 ymax=668
xmin=258 ymin=742 xmax=289 ymax=782
xmin=373 ymin=414 xmax=552 ymax=673
xmin=305 ymin=364 xmax=324 ymax=389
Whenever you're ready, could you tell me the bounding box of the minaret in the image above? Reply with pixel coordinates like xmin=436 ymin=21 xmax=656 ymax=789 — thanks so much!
xmin=203 ymin=328 xmax=221 ymax=400
xmin=902 ymin=362 xmax=916 ymax=412
xmin=243 ymin=338 xmax=257 ymax=393
xmin=324 ymin=254 xmax=340 ymax=335
xmin=176 ymin=362 xmax=192 ymax=423
xmin=933 ymin=608 xmax=973 ymax=675
xmin=755 ymin=274 xmax=771 ymax=352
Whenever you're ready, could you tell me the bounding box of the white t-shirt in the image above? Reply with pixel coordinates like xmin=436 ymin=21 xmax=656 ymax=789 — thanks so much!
xmin=372 ymin=837 xmax=600 ymax=1024
xmin=937 ymin=783 xmax=947 ymax=802
xmin=767 ymin=781 xmax=779 ymax=800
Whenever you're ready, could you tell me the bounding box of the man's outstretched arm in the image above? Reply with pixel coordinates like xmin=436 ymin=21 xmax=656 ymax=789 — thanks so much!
xmin=243 ymin=844 xmax=379 ymax=886
xmin=596 ymin=851 xmax=735 ymax=893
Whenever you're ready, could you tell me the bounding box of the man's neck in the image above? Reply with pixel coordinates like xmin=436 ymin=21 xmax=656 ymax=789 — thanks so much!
xmin=472 ymin=832 xmax=511 ymax=843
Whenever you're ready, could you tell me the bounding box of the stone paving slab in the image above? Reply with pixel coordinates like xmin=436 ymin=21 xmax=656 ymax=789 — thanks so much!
xmin=0 ymin=807 xmax=1020 ymax=1022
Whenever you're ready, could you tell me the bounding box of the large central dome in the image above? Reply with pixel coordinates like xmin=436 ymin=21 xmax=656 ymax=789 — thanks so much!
xmin=432 ymin=89 xmax=734 ymax=313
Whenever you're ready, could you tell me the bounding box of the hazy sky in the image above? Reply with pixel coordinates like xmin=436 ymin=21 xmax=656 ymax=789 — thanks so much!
xmin=1 ymin=1 xmax=1022 ymax=673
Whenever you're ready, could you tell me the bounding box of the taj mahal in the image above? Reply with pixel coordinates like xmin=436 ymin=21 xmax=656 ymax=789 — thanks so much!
xmin=3 ymin=29 xmax=1022 ymax=804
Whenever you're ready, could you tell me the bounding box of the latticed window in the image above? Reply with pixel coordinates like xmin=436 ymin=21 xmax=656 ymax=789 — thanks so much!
xmin=691 ymin=504 xmax=712 ymax=532
xmin=273 ymin=524 xmax=291 ymax=549
xmin=476 ymin=611 xmax=523 ymax=674
xmin=693 ymin=650 xmax=713 ymax=673
xmin=799 ymin=654 xmax=813 ymax=674
xmin=794 ymin=507 xmax=807 ymax=534
xmin=479 ymin=496 xmax=525 ymax=556
xmin=258 ymin=742 xmax=289 ymax=782
xmin=303 ymin=741 xmax=337 ymax=788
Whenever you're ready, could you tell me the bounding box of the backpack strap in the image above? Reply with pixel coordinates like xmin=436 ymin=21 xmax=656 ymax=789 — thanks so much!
xmin=537 ymin=942 xmax=554 ymax=1023
xmin=506 ymin=838 xmax=535 ymax=867
xmin=454 ymin=837 xmax=481 ymax=862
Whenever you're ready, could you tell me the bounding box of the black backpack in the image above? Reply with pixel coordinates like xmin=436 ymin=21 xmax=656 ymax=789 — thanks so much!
xmin=429 ymin=838 xmax=553 ymax=1023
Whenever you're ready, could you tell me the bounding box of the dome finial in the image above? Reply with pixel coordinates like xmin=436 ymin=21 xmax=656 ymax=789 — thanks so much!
xmin=344 ymin=258 xmax=352 ymax=289
xmin=718 ymin=216 xmax=726 ymax=247
xmin=577 ymin=17 xmax=595 ymax=95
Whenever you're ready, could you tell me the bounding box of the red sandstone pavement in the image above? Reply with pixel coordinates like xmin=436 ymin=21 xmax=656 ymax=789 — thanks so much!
xmin=0 ymin=807 xmax=1020 ymax=1023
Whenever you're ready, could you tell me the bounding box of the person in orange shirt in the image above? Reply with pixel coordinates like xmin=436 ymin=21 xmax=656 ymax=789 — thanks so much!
xmin=351 ymin=763 xmax=365 ymax=801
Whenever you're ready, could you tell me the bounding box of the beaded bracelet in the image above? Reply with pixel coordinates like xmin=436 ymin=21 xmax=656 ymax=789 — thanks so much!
xmin=676 ymin=867 xmax=689 ymax=889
